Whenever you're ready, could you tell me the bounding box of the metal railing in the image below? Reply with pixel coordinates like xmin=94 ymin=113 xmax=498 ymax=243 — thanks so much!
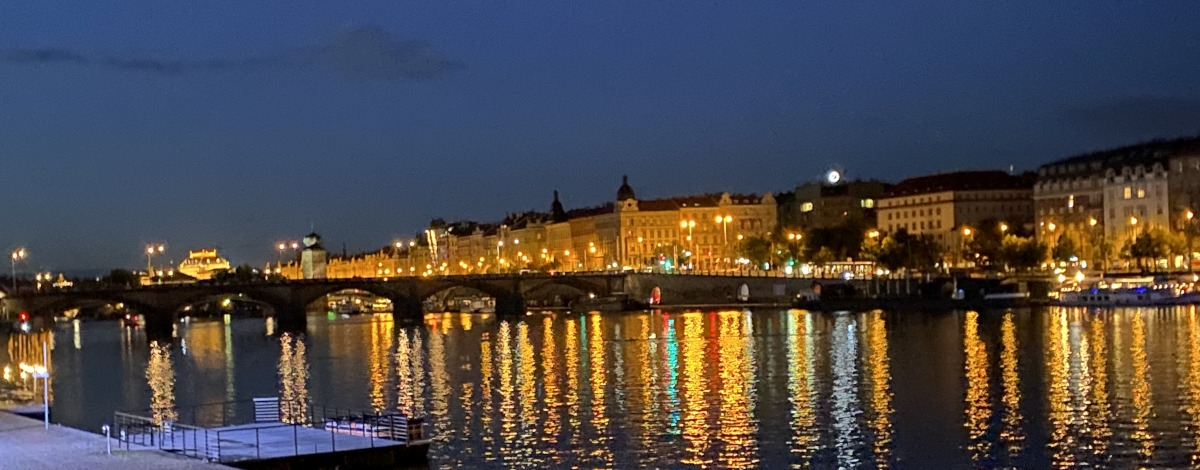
xmin=111 ymin=399 xmax=424 ymax=464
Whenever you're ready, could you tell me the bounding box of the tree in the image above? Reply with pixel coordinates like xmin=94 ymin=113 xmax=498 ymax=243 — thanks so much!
xmin=1051 ymin=234 xmax=1081 ymax=263
xmin=873 ymin=229 xmax=942 ymax=272
xmin=803 ymin=220 xmax=869 ymax=261
xmin=963 ymin=219 xmax=1007 ymax=268
xmin=735 ymin=236 xmax=773 ymax=269
xmin=997 ymin=235 xmax=1046 ymax=272
xmin=211 ymin=264 xmax=265 ymax=283
xmin=101 ymin=269 xmax=141 ymax=288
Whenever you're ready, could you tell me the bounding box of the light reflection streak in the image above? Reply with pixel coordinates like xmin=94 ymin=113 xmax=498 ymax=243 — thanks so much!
xmin=787 ymin=310 xmax=816 ymax=467
xmin=1000 ymin=312 xmax=1024 ymax=459
xmin=496 ymin=321 xmax=515 ymax=466
xmin=368 ymin=314 xmax=393 ymax=413
xmin=564 ymin=317 xmax=581 ymax=460
xmin=1186 ymin=307 xmax=1200 ymax=466
xmin=680 ymin=312 xmax=710 ymax=466
xmin=278 ymin=333 xmax=308 ymax=423
xmin=517 ymin=321 xmax=540 ymax=465
xmin=540 ymin=316 xmax=561 ymax=464
xmin=146 ymin=341 xmax=177 ymax=426
xmin=832 ymin=314 xmax=861 ymax=468
xmin=963 ymin=311 xmax=991 ymax=464
xmin=480 ymin=327 xmax=494 ymax=459
xmin=587 ymin=314 xmax=613 ymax=467
xmin=396 ymin=329 xmax=412 ymax=416
xmin=1130 ymin=311 xmax=1154 ymax=461
xmin=1047 ymin=310 xmax=1073 ymax=467
xmin=866 ymin=311 xmax=892 ymax=468
xmin=716 ymin=311 xmax=757 ymax=469
xmin=1086 ymin=314 xmax=1110 ymax=462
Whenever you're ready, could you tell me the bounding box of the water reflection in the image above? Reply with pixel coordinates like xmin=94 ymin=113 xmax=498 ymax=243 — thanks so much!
xmin=999 ymin=312 xmax=1024 ymax=458
xmin=278 ymin=333 xmax=308 ymax=423
xmin=41 ymin=306 xmax=1200 ymax=469
xmin=3 ymin=330 xmax=54 ymax=402
xmin=963 ymin=311 xmax=991 ymax=464
xmin=146 ymin=341 xmax=176 ymax=425
xmin=831 ymin=314 xmax=861 ymax=468
xmin=787 ymin=310 xmax=816 ymax=466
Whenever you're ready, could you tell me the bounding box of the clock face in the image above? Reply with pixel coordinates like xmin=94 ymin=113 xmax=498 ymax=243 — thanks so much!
xmin=826 ymin=170 xmax=841 ymax=184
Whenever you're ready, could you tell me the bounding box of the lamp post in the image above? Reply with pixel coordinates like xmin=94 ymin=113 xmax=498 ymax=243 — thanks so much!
xmin=10 ymin=248 xmax=26 ymax=292
xmin=960 ymin=227 xmax=972 ymax=270
xmin=145 ymin=244 xmax=164 ymax=277
xmin=1186 ymin=209 xmax=1195 ymax=273
xmin=681 ymin=220 xmax=696 ymax=270
xmin=1088 ymin=216 xmax=1103 ymax=271
xmin=715 ymin=215 xmax=732 ymax=272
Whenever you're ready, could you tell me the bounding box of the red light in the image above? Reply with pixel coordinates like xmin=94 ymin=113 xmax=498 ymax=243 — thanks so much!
xmin=19 ymin=312 xmax=28 ymax=322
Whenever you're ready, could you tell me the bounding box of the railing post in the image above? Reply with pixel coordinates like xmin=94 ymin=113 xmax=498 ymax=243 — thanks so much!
xmin=255 ymin=428 xmax=261 ymax=459
xmin=294 ymin=424 xmax=299 ymax=456
xmin=216 ymin=429 xmax=222 ymax=462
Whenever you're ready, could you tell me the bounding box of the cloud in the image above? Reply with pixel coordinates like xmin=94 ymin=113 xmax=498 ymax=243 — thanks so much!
xmin=324 ymin=26 xmax=463 ymax=82
xmin=1063 ymin=96 xmax=1200 ymax=138
xmin=2 ymin=48 xmax=88 ymax=64
xmin=0 ymin=26 xmax=461 ymax=83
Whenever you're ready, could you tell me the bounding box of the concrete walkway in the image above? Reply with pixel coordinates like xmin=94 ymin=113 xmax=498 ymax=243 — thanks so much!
xmin=0 ymin=411 xmax=233 ymax=469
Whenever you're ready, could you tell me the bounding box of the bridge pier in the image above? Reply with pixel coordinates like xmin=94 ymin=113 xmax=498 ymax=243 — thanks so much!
xmin=495 ymin=292 xmax=525 ymax=317
xmin=392 ymin=297 xmax=423 ymax=324
xmin=142 ymin=308 xmax=175 ymax=344
xmin=274 ymin=306 xmax=308 ymax=335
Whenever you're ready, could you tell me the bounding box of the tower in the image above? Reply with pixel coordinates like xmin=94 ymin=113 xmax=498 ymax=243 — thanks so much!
xmin=300 ymin=232 xmax=327 ymax=279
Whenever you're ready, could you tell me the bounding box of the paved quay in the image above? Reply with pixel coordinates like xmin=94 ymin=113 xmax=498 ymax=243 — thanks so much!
xmin=0 ymin=410 xmax=233 ymax=470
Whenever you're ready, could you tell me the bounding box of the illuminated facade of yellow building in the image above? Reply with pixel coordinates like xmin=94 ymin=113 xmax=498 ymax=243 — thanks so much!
xmin=271 ymin=177 xmax=776 ymax=278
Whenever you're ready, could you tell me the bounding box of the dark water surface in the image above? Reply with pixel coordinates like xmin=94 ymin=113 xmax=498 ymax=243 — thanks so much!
xmin=6 ymin=307 xmax=1200 ymax=468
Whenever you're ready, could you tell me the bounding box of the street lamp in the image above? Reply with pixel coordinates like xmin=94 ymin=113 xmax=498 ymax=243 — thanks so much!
xmin=1186 ymin=209 xmax=1195 ymax=273
xmin=10 ymin=248 xmax=26 ymax=292
xmin=146 ymin=244 xmax=164 ymax=276
xmin=999 ymin=222 xmax=1008 ymax=233
xmin=716 ymin=215 xmax=733 ymax=271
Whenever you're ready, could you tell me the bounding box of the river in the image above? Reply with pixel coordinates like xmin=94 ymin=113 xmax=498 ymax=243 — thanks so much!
xmin=4 ymin=307 xmax=1200 ymax=468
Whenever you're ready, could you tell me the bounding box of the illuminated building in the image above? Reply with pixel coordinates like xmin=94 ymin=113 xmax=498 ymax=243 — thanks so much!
xmin=779 ymin=176 xmax=890 ymax=231
xmin=300 ymin=232 xmax=327 ymax=279
xmin=1034 ymin=137 xmax=1200 ymax=267
xmin=177 ymin=249 xmax=231 ymax=280
xmin=877 ymin=170 xmax=1034 ymax=264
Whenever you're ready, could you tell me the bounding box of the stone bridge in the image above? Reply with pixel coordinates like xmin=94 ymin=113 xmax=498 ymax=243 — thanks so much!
xmin=2 ymin=273 xmax=815 ymax=339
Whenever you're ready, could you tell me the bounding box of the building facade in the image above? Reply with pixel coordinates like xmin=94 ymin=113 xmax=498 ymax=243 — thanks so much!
xmin=878 ymin=170 xmax=1034 ymax=262
xmin=1034 ymin=137 xmax=1200 ymax=264
xmin=781 ymin=179 xmax=889 ymax=231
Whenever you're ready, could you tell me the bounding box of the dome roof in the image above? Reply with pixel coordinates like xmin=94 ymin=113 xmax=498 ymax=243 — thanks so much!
xmin=616 ymin=175 xmax=636 ymax=201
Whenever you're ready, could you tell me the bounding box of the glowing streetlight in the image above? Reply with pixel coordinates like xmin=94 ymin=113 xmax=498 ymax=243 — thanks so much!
xmin=999 ymin=223 xmax=1009 ymax=233
xmin=962 ymin=227 xmax=972 ymax=237
xmin=1129 ymin=216 xmax=1138 ymax=226
xmin=1088 ymin=217 xmax=1097 ymax=227
xmin=145 ymin=244 xmax=165 ymax=276
xmin=10 ymin=248 xmax=26 ymax=292
xmin=1046 ymin=223 xmax=1056 ymax=232
xmin=867 ymin=230 xmax=880 ymax=239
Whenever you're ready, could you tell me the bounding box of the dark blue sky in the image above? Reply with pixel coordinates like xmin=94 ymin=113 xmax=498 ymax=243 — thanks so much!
xmin=3 ymin=1 xmax=1200 ymax=271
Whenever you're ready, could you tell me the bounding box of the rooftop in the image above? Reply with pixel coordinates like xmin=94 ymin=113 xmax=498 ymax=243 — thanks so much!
xmin=887 ymin=170 xmax=1032 ymax=197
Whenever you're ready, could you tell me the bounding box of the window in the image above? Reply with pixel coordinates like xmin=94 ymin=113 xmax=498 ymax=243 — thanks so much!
xmin=1124 ymin=186 xmax=1132 ymax=199
xmin=936 ymin=208 xmax=942 ymax=215
xmin=1068 ymin=194 xmax=1074 ymax=209
xmin=861 ymin=198 xmax=875 ymax=208
xmin=800 ymin=202 xmax=813 ymax=212
xmin=1137 ymin=188 xmax=1146 ymax=199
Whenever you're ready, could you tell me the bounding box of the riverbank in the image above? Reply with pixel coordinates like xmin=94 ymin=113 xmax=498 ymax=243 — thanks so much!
xmin=0 ymin=408 xmax=234 ymax=470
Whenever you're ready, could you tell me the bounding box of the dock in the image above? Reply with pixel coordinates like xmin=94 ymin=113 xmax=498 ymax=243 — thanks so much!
xmin=0 ymin=409 xmax=232 ymax=470
xmin=113 ymin=398 xmax=430 ymax=469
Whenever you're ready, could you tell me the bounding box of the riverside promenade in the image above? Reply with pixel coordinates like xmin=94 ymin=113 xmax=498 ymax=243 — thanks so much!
xmin=0 ymin=410 xmax=233 ymax=470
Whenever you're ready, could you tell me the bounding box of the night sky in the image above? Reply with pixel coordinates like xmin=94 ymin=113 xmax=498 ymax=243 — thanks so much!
xmin=3 ymin=1 xmax=1199 ymax=271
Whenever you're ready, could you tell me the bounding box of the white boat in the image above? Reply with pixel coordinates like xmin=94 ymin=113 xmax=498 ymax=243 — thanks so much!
xmin=1059 ymin=288 xmax=1182 ymax=306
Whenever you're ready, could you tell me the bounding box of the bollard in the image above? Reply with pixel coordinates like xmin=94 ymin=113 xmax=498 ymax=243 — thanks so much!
xmin=102 ymin=425 xmax=111 ymax=455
